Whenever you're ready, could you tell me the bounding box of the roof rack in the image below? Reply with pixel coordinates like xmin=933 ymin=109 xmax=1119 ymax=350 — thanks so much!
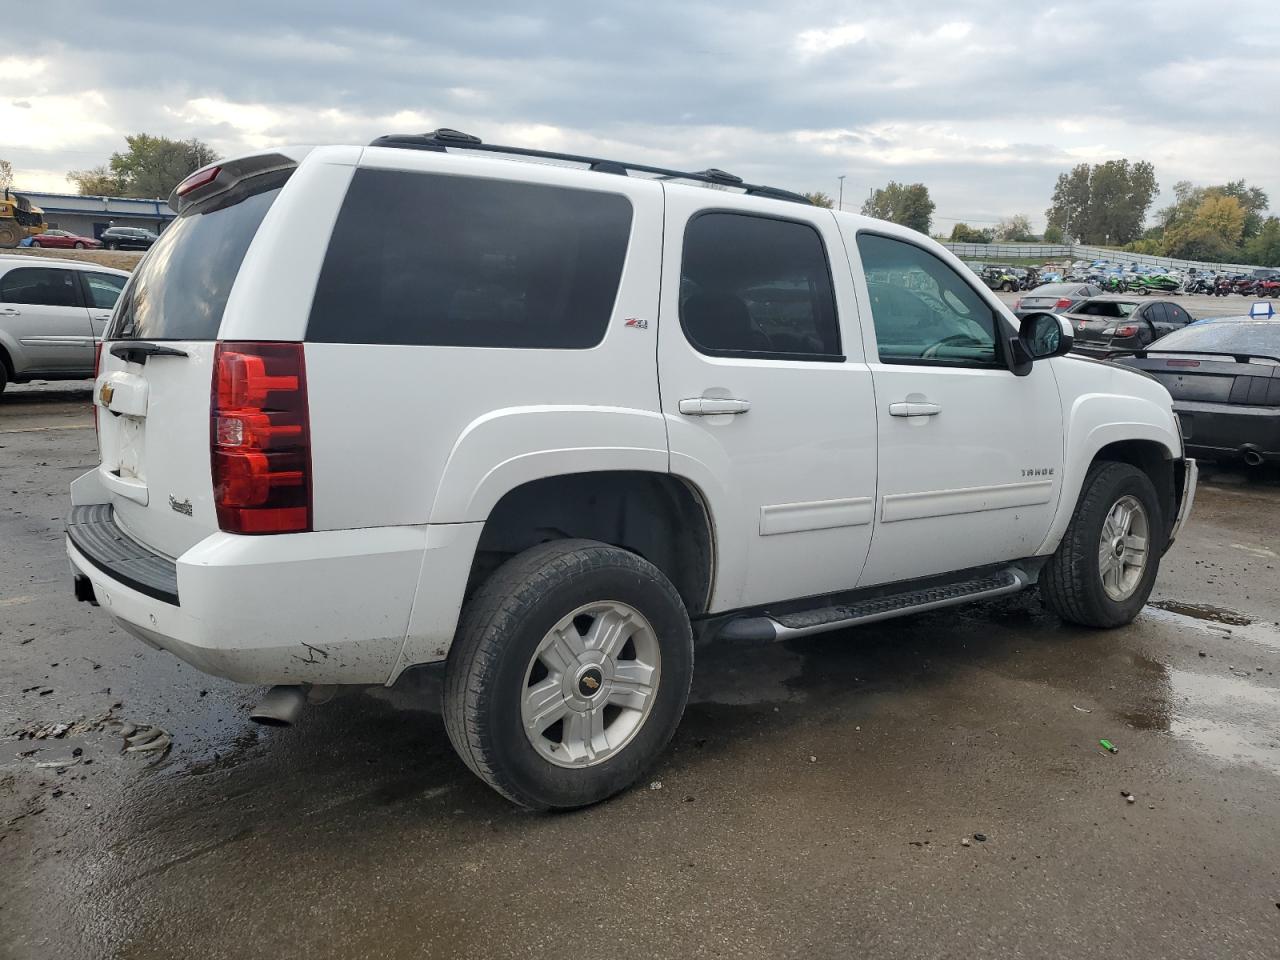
xmin=368 ymin=129 xmax=812 ymax=206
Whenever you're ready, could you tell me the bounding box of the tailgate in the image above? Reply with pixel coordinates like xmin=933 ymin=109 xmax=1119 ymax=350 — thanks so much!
xmin=95 ymin=160 xmax=294 ymax=558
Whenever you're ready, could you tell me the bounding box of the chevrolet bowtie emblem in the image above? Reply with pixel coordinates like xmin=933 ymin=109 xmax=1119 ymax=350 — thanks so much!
xmin=99 ymin=382 xmax=115 ymax=406
xmin=581 ymin=675 xmax=599 ymax=690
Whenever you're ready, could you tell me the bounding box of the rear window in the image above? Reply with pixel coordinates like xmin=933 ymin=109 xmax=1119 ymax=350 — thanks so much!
xmin=1152 ymin=321 xmax=1280 ymax=358
xmin=307 ymin=169 xmax=633 ymax=348
xmin=107 ymin=170 xmax=289 ymax=341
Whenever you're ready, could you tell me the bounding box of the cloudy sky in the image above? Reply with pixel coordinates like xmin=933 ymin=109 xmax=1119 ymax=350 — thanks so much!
xmin=4 ymin=0 xmax=1278 ymax=229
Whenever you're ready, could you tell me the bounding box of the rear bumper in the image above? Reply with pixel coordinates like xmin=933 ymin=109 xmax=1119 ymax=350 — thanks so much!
xmin=1173 ymin=401 xmax=1280 ymax=463
xmin=67 ymin=490 xmax=482 ymax=686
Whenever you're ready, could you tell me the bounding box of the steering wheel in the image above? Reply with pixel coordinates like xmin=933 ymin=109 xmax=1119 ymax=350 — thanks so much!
xmin=921 ymin=334 xmax=982 ymax=358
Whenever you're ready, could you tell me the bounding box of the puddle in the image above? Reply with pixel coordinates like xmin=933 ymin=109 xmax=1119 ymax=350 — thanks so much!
xmin=1148 ymin=600 xmax=1254 ymax=626
xmin=1141 ymin=603 xmax=1280 ymax=652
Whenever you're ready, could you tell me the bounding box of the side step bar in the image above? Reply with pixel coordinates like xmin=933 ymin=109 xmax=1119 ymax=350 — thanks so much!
xmin=718 ymin=568 xmax=1031 ymax=642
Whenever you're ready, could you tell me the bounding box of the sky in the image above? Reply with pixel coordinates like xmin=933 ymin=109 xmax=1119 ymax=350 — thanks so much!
xmin=3 ymin=0 xmax=1278 ymax=230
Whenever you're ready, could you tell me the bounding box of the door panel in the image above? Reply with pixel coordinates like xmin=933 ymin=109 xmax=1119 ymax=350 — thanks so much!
xmin=0 ymin=266 xmax=94 ymax=373
xmin=658 ymin=190 xmax=877 ymax=611
xmin=842 ymin=227 xmax=1065 ymax=586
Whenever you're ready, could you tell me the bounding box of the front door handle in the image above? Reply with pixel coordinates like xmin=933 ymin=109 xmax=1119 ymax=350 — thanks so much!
xmin=680 ymin=397 xmax=751 ymax=416
xmin=889 ymin=401 xmax=941 ymax=417
xmin=0 ymin=308 xmax=19 ymax=317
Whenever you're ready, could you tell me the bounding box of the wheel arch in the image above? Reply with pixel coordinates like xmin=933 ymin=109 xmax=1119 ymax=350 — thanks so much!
xmin=464 ymin=469 xmax=716 ymax=618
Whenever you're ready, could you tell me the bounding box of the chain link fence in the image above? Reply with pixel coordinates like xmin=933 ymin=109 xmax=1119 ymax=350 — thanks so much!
xmin=941 ymin=241 xmax=1265 ymax=274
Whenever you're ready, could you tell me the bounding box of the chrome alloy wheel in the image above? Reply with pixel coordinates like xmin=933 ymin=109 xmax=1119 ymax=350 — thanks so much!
xmin=1098 ymin=494 xmax=1150 ymax=602
xmin=520 ymin=601 xmax=661 ymax=768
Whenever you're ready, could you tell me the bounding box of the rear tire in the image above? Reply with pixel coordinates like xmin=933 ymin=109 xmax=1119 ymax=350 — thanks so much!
xmin=444 ymin=539 xmax=694 ymax=810
xmin=74 ymin=241 xmax=85 ymax=249
xmin=1040 ymin=462 xmax=1164 ymax=628
xmin=106 ymin=242 xmax=117 ymax=250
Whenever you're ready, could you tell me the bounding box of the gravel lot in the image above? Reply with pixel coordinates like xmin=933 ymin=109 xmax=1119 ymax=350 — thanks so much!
xmin=3 ymin=372 xmax=1280 ymax=958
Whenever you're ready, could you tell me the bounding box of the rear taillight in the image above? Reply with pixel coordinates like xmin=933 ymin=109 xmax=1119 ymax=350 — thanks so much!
xmin=1055 ymin=298 xmax=1073 ymax=309
xmin=1114 ymin=324 xmax=1139 ymax=338
xmin=211 ymin=342 xmax=311 ymax=534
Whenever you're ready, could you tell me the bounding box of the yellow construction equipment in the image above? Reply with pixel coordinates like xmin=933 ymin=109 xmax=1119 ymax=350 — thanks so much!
xmin=0 ymin=188 xmax=47 ymax=248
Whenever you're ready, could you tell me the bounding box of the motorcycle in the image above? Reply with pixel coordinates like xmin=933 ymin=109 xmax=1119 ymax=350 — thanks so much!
xmin=1232 ymin=278 xmax=1259 ymax=297
xmin=1212 ymin=277 xmax=1234 ymax=297
xmin=1183 ymin=277 xmax=1213 ymax=295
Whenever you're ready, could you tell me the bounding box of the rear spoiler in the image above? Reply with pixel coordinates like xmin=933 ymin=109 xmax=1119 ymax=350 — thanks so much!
xmin=168 ymin=152 xmax=299 ymax=213
xmin=1108 ymin=348 xmax=1280 ymax=365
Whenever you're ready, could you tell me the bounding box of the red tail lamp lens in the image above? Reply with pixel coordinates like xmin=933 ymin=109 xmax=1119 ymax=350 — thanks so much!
xmin=1055 ymin=298 xmax=1073 ymax=309
xmin=211 ymin=342 xmax=311 ymax=534
xmin=1114 ymin=325 xmax=1139 ymax=338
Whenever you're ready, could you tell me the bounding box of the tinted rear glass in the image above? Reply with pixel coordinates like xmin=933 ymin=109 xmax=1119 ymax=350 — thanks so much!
xmin=1152 ymin=321 xmax=1280 ymax=356
xmin=107 ymin=170 xmax=289 ymax=340
xmin=307 ymin=169 xmax=633 ymax=348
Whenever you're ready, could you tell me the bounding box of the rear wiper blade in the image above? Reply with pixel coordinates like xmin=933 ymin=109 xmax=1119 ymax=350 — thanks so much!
xmin=108 ymin=342 xmax=189 ymax=364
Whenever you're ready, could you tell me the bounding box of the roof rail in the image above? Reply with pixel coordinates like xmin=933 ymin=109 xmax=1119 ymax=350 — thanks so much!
xmin=368 ymin=129 xmax=812 ymax=206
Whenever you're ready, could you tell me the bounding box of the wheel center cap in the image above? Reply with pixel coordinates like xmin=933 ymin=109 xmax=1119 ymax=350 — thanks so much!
xmin=577 ymin=667 xmax=605 ymax=699
xmin=1113 ymin=538 xmax=1125 ymax=559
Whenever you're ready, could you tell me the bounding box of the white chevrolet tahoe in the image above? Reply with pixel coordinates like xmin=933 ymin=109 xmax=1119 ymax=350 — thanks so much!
xmin=67 ymin=129 xmax=1197 ymax=809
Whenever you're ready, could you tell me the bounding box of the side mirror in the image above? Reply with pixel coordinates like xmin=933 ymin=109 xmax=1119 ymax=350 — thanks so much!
xmin=1007 ymin=311 xmax=1073 ymax=376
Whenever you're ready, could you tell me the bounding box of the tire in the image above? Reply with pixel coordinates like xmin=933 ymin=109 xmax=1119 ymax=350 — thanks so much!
xmin=0 ymin=361 xmax=8 ymax=394
xmin=444 ymin=539 xmax=695 ymax=810
xmin=31 ymin=240 xmax=42 ymax=248
xmin=74 ymin=241 xmax=85 ymax=249
xmin=1040 ymin=462 xmax=1164 ymax=628
xmin=106 ymin=242 xmax=117 ymax=250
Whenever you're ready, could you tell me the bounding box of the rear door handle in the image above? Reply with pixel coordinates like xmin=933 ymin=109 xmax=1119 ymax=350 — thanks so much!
xmin=889 ymin=401 xmax=941 ymax=417
xmin=679 ymin=397 xmax=751 ymax=416
xmin=0 ymin=308 xmax=18 ymax=316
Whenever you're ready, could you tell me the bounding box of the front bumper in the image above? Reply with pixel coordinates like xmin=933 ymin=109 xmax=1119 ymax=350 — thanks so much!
xmin=1166 ymin=458 xmax=1197 ymax=549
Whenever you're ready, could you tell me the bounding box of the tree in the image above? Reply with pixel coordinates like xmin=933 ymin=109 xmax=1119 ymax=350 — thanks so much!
xmin=1163 ymin=195 xmax=1247 ymax=261
xmin=994 ymin=214 xmax=1035 ymax=242
xmin=68 ymin=165 xmax=126 ymax=197
xmin=862 ymin=181 xmax=934 ymax=234
xmin=1044 ymin=160 xmax=1158 ymax=245
xmin=1220 ymin=180 xmax=1269 ymax=240
xmin=1244 ymin=217 xmax=1280 ymax=268
xmin=0 ymin=159 xmax=12 ymax=191
xmin=949 ymin=222 xmax=992 ymax=244
xmin=68 ymin=134 xmax=219 ymax=199
xmin=1043 ymin=224 xmax=1064 ymax=244
xmin=803 ymin=191 xmax=834 ymax=208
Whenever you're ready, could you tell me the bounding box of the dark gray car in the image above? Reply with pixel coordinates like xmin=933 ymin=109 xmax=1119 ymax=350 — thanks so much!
xmin=100 ymin=226 xmax=159 ymax=251
xmin=1014 ymin=282 xmax=1101 ymax=318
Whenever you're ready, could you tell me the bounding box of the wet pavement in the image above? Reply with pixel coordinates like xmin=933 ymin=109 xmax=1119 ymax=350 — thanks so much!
xmin=3 ymin=383 xmax=1279 ymax=960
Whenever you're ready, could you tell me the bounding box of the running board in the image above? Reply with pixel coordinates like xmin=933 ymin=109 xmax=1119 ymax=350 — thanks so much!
xmin=718 ymin=568 xmax=1031 ymax=642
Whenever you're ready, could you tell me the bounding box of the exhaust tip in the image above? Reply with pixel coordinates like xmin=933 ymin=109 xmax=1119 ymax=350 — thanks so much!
xmin=249 ymin=685 xmax=307 ymax=727
xmin=1241 ymin=446 xmax=1264 ymax=467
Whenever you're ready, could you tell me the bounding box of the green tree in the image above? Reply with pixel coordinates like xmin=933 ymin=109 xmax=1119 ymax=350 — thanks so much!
xmin=1244 ymin=217 xmax=1280 ymax=267
xmin=69 ymin=134 xmax=219 ymax=199
xmin=68 ymin=165 xmax=126 ymax=197
xmin=1163 ymin=194 xmax=1247 ymax=261
xmin=1043 ymin=224 xmax=1064 ymax=244
xmin=1045 ymin=160 xmax=1158 ymax=245
xmin=1220 ymin=180 xmax=1269 ymax=239
xmin=803 ymin=191 xmax=834 ymax=208
xmin=862 ymin=181 xmax=934 ymax=234
xmin=949 ymin=222 xmax=992 ymax=243
xmin=994 ymin=214 xmax=1035 ymax=242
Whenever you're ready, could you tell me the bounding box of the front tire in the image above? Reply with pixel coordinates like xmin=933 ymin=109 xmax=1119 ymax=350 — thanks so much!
xmin=1040 ymin=462 xmax=1164 ymax=628
xmin=444 ymin=539 xmax=694 ymax=810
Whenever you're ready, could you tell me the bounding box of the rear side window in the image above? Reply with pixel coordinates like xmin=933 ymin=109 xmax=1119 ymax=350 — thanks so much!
xmin=107 ymin=170 xmax=290 ymax=341
xmin=0 ymin=267 xmax=81 ymax=308
xmin=1147 ymin=303 xmax=1170 ymax=324
xmin=83 ymin=272 xmax=126 ymax=310
xmin=679 ymin=212 xmax=840 ymax=358
xmin=307 ymin=170 xmax=633 ymax=348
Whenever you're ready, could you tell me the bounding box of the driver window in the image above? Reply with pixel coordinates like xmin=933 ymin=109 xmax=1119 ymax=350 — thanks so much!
xmin=856 ymin=233 xmax=1001 ymax=367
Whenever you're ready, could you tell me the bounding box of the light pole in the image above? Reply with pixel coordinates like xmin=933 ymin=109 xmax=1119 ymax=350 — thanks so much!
xmin=837 ymin=175 xmax=846 ymax=211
